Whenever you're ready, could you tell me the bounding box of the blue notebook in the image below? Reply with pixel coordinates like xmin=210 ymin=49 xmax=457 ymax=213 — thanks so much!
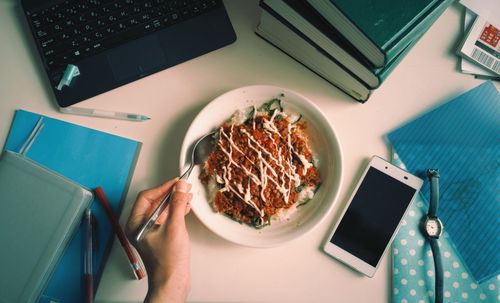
xmin=386 ymin=81 xmax=500 ymax=283
xmin=3 ymin=110 xmax=141 ymax=303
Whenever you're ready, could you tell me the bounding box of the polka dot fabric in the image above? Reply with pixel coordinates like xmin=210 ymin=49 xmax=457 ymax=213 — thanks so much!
xmin=391 ymin=154 xmax=499 ymax=303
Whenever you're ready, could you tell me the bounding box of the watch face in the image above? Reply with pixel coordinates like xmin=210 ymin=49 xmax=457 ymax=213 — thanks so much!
xmin=425 ymin=218 xmax=442 ymax=237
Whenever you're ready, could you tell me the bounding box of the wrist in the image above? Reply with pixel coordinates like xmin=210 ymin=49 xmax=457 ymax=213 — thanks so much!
xmin=146 ymin=275 xmax=190 ymax=303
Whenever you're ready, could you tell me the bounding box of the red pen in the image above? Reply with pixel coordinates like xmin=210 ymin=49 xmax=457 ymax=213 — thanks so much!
xmin=84 ymin=208 xmax=94 ymax=303
xmin=94 ymin=187 xmax=146 ymax=280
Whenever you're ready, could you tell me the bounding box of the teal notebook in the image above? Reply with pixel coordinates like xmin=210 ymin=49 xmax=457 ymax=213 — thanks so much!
xmin=3 ymin=110 xmax=141 ymax=303
xmin=306 ymin=0 xmax=452 ymax=67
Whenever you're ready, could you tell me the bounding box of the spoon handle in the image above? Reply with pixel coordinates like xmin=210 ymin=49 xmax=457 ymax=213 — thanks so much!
xmin=134 ymin=165 xmax=192 ymax=243
xmin=134 ymin=189 xmax=174 ymax=242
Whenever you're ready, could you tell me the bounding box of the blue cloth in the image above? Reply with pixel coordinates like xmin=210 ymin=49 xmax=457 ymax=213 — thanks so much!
xmin=386 ymin=81 xmax=500 ymax=283
xmin=391 ymin=154 xmax=499 ymax=303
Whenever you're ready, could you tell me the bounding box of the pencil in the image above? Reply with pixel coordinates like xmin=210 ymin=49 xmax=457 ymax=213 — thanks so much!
xmin=60 ymin=106 xmax=150 ymax=121
xmin=94 ymin=187 xmax=146 ymax=280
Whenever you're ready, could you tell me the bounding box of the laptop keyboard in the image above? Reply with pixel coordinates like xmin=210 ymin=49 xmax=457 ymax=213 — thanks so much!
xmin=26 ymin=0 xmax=222 ymax=71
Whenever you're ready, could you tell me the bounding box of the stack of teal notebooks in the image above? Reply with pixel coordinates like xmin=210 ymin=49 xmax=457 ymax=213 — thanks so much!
xmin=255 ymin=0 xmax=454 ymax=102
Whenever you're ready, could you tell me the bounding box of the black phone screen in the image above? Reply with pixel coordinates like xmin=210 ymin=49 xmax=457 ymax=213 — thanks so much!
xmin=330 ymin=167 xmax=416 ymax=266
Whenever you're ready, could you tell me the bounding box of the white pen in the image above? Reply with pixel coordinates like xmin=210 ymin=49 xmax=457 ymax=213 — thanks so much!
xmin=59 ymin=106 xmax=150 ymax=122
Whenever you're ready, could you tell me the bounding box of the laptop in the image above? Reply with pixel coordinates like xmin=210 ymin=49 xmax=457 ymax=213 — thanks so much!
xmin=21 ymin=0 xmax=237 ymax=107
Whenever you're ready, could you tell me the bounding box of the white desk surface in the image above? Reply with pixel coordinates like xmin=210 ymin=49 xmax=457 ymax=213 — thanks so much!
xmin=0 ymin=1 xmax=497 ymax=302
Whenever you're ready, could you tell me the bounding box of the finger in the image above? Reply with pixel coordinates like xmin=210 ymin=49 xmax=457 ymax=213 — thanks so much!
xmin=176 ymin=180 xmax=192 ymax=215
xmin=141 ymin=178 xmax=179 ymax=202
xmin=173 ymin=180 xmax=192 ymax=193
xmin=151 ymin=180 xmax=192 ymax=225
xmin=126 ymin=214 xmax=143 ymax=238
xmin=155 ymin=207 xmax=169 ymax=225
xmin=126 ymin=179 xmax=178 ymax=232
xmin=154 ymin=181 xmax=192 ymax=225
xmin=166 ymin=191 xmax=193 ymax=223
xmin=131 ymin=179 xmax=177 ymax=217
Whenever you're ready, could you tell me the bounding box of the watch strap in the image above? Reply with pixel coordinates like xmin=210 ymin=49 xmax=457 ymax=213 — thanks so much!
xmin=427 ymin=169 xmax=440 ymax=217
xmin=430 ymin=238 xmax=443 ymax=303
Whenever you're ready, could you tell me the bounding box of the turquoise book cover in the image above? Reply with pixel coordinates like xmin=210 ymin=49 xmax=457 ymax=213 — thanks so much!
xmin=386 ymin=81 xmax=500 ymax=283
xmin=331 ymin=0 xmax=437 ymax=49
xmin=307 ymin=0 xmax=453 ymax=66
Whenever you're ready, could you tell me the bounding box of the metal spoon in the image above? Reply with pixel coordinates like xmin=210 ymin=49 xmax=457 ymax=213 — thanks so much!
xmin=135 ymin=130 xmax=216 ymax=242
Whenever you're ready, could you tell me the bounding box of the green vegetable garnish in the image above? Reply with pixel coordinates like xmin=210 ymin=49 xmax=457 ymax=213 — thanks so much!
xmin=295 ymin=184 xmax=304 ymax=193
xmin=297 ymin=199 xmax=311 ymax=208
xmin=292 ymin=114 xmax=302 ymax=125
xmin=258 ymin=98 xmax=283 ymax=113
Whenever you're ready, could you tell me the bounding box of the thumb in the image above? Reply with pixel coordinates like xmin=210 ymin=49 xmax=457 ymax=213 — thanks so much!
xmin=166 ymin=181 xmax=192 ymax=223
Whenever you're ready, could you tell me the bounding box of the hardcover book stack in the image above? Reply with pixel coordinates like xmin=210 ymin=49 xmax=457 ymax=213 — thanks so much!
xmin=457 ymin=0 xmax=500 ymax=80
xmin=255 ymin=0 xmax=454 ymax=102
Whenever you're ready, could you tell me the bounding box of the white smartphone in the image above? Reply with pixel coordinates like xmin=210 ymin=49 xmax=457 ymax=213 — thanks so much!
xmin=323 ymin=156 xmax=423 ymax=277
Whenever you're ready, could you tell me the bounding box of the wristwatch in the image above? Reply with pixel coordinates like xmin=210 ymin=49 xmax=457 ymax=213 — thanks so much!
xmin=420 ymin=169 xmax=444 ymax=303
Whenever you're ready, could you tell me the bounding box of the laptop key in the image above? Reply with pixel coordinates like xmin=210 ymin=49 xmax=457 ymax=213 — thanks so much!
xmin=94 ymin=30 xmax=104 ymax=40
xmin=81 ymin=34 xmax=93 ymax=44
xmin=40 ymin=37 xmax=55 ymax=48
xmin=64 ymin=19 xmax=76 ymax=27
xmin=143 ymin=21 xmax=155 ymax=32
xmin=92 ymin=42 xmax=103 ymax=51
xmin=32 ymin=19 xmax=42 ymax=28
xmin=152 ymin=19 xmax=161 ymax=28
xmin=44 ymin=48 xmax=56 ymax=57
xmin=36 ymin=29 xmax=48 ymax=38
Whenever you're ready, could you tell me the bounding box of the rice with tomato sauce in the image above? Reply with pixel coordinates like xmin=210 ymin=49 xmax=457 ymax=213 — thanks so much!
xmin=200 ymin=100 xmax=321 ymax=228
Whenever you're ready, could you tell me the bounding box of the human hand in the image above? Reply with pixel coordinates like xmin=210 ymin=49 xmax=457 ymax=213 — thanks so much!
xmin=126 ymin=179 xmax=192 ymax=303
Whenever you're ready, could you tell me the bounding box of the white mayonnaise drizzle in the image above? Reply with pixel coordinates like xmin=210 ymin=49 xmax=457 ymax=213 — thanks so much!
xmin=214 ymin=108 xmax=314 ymax=223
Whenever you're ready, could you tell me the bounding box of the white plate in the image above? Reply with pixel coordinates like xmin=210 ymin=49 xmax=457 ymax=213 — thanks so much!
xmin=179 ymin=85 xmax=343 ymax=247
